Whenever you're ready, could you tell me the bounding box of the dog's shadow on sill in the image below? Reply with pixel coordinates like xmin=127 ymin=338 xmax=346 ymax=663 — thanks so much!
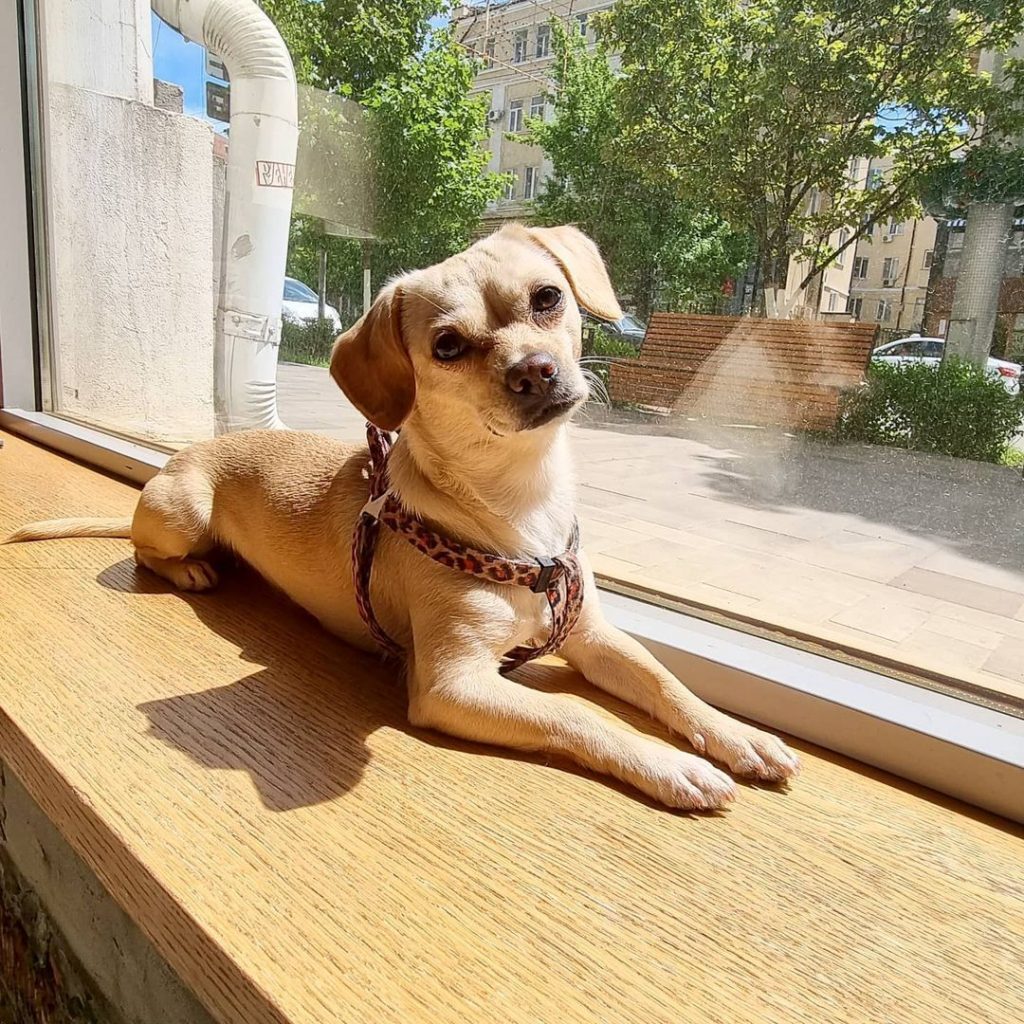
xmin=96 ymin=556 xmax=745 ymax=816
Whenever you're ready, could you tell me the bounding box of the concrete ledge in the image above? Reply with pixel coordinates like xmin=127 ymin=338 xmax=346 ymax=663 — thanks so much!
xmin=0 ymin=761 xmax=213 ymax=1024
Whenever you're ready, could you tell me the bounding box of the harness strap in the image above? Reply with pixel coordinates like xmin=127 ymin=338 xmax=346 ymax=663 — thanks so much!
xmin=351 ymin=424 xmax=585 ymax=673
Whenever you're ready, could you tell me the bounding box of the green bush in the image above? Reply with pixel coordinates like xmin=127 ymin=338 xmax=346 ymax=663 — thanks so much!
xmin=580 ymin=327 xmax=639 ymax=405
xmin=838 ymin=358 xmax=1024 ymax=464
xmin=279 ymin=317 xmax=340 ymax=367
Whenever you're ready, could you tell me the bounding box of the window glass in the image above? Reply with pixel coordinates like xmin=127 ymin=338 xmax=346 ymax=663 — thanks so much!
xmin=508 ymin=99 xmax=523 ymax=132
xmin=536 ymin=24 xmax=551 ymax=59
xmin=284 ymin=279 xmax=318 ymax=302
xmin=19 ymin=0 xmax=1024 ymax=708
xmin=513 ymin=28 xmax=527 ymax=63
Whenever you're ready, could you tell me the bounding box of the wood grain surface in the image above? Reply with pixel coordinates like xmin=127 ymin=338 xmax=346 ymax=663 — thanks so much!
xmin=1 ymin=430 xmax=1022 ymax=1024
xmin=609 ymin=313 xmax=877 ymax=428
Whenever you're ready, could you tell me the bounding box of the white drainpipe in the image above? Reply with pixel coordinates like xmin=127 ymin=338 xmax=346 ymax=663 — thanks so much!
xmin=152 ymin=0 xmax=298 ymax=432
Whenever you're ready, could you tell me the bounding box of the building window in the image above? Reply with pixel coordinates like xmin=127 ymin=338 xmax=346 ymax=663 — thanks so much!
xmin=882 ymin=256 xmax=900 ymax=284
xmin=513 ymin=29 xmax=528 ymax=63
xmin=808 ymin=188 xmax=821 ymax=215
xmin=508 ymin=99 xmax=523 ymax=133
xmin=835 ymin=227 xmax=849 ymax=265
xmin=484 ymin=37 xmax=495 ymax=68
xmin=530 ymin=95 xmax=545 ymax=120
xmin=524 ymin=166 xmax=538 ymax=200
xmin=536 ymin=23 xmax=551 ymax=58
xmin=886 ymin=219 xmax=905 ymax=237
xmin=849 ymin=157 xmax=862 ymax=182
xmin=576 ymin=13 xmax=589 ymax=37
xmin=827 ymin=290 xmax=838 ymax=312
xmin=877 ymin=299 xmax=892 ymax=322
xmin=848 ymin=295 xmax=863 ymax=317
xmin=868 ymin=168 xmax=884 ymax=190
xmin=503 ymin=173 xmax=516 ymax=201
xmin=853 ymin=256 xmax=869 ymax=279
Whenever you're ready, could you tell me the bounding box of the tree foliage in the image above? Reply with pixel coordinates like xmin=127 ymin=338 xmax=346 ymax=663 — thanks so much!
xmin=603 ymin=0 xmax=1024 ymax=313
xmin=527 ymin=23 xmax=750 ymax=318
xmin=261 ymin=1 xmax=502 ymax=320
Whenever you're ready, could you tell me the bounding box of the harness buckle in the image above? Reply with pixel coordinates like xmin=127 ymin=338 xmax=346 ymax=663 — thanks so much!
xmin=532 ymin=556 xmax=557 ymax=593
xmin=360 ymin=492 xmax=389 ymax=521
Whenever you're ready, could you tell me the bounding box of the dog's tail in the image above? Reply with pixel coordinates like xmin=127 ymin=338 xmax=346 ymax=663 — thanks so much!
xmin=3 ymin=517 xmax=133 ymax=544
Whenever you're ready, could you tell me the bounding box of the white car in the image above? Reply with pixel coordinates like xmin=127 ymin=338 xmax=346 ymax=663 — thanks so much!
xmin=282 ymin=276 xmax=342 ymax=332
xmin=872 ymin=335 xmax=1021 ymax=395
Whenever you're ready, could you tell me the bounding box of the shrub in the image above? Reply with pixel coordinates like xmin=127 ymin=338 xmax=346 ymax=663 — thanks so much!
xmin=580 ymin=327 xmax=639 ymax=405
xmin=279 ymin=317 xmax=339 ymax=367
xmin=838 ymin=358 xmax=1024 ymax=464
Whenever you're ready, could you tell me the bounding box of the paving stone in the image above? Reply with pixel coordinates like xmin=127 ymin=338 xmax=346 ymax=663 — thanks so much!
xmin=891 ymin=568 xmax=1024 ymax=617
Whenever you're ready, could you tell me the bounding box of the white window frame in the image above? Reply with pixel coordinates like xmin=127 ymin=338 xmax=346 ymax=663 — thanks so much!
xmin=877 ymin=298 xmax=892 ymax=321
xmin=508 ymin=99 xmax=523 ymax=133
xmin=535 ymin=23 xmax=551 ymax=59
xmin=853 ymin=256 xmax=869 ymax=279
xmin=502 ymin=171 xmax=516 ymax=201
xmin=834 ymin=228 xmax=849 ymax=266
xmin=2 ymin=1 xmax=1021 ymax=826
xmin=882 ymin=256 xmax=900 ymax=285
xmin=848 ymin=295 xmax=863 ymax=317
xmin=513 ymin=29 xmax=528 ymax=64
xmin=523 ymin=165 xmax=538 ymax=200
xmin=529 ymin=94 xmax=545 ymax=121
xmin=576 ymin=13 xmax=589 ymax=37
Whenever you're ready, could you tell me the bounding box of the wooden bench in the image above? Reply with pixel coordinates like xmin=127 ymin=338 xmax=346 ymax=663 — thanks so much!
xmin=609 ymin=314 xmax=878 ymax=430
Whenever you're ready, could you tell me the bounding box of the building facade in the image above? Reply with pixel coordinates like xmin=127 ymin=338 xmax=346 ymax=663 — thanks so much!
xmin=923 ymin=210 xmax=1024 ymax=359
xmin=453 ymin=1 xmax=611 ymax=232
xmin=841 ymin=157 xmax=939 ymax=335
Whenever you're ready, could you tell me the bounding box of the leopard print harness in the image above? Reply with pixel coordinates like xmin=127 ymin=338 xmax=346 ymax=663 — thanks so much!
xmin=352 ymin=423 xmax=584 ymax=674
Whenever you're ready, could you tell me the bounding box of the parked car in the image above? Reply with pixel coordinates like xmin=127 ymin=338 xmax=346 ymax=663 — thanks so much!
xmin=282 ymin=276 xmax=342 ymax=332
xmin=872 ymin=335 xmax=1021 ymax=394
xmin=582 ymin=310 xmax=647 ymax=347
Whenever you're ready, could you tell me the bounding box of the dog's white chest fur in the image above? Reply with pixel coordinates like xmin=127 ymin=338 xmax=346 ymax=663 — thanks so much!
xmin=503 ymin=586 xmax=553 ymax=649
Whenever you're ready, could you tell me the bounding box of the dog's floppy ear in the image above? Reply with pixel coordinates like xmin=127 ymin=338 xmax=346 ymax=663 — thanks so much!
xmin=526 ymin=225 xmax=623 ymax=321
xmin=329 ymin=283 xmax=414 ymax=431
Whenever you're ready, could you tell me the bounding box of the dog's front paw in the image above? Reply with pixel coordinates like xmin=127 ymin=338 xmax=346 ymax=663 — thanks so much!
xmin=632 ymin=744 xmax=738 ymax=810
xmin=691 ymin=718 xmax=800 ymax=783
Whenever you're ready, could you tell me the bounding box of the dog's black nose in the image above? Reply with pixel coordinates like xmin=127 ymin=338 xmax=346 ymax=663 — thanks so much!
xmin=505 ymin=352 xmax=559 ymax=397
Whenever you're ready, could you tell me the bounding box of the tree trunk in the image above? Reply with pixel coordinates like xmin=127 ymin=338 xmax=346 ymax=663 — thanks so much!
xmin=945 ymin=202 xmax=1014 ymax=369
xmin=921 ymin=220 xmax=949 ymax=335
xmin=317 ymin=247 xmax=328 ymax=321
xmin=760 ymin=252 xmax=789 ymax=319
xmin=361 ymin=239 xmax=373 ymax=315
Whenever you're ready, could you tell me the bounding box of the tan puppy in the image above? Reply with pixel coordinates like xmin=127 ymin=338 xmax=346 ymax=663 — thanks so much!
xmin=8 ymin=224 xmax=798 ymax=809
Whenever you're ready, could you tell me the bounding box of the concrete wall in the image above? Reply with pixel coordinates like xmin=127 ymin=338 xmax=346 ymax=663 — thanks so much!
xmin=0 ymin=761 xmax=215 ymax=1024
xmin=45 ymin=0 xmax=153 ymax=104
xmin=46 ymin=84 xmax=217 ymax=444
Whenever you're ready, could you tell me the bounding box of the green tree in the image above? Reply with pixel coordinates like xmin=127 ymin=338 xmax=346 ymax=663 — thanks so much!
xmin=262 ymin=1 xmax=502 ymax=320
xmin=604 ymin=0 xmax=1024 ymax=315
xmin=527 ymin=22 xmax=750 ymax=319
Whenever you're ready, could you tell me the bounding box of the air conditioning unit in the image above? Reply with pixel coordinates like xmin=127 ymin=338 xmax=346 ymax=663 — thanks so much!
xmin=487 ymin=109 xmax=504 ymax=123
xmin=882 ymin=233 xmax=894 ymax=243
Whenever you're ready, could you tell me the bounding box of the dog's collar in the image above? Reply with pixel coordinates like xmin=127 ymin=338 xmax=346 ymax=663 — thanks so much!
xmin=351 ymin=423 xmax=584 ymax=673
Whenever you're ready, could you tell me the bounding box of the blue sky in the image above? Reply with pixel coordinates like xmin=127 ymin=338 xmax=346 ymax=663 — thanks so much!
xmin=151 ymin=14 xmax=213 ymax=121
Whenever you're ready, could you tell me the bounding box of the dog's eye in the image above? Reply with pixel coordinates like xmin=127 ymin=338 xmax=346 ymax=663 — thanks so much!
xmin=531 ymin=286 xmax=563 ymax=313
xmin=432 ymin=331 xmax=468 ymax=362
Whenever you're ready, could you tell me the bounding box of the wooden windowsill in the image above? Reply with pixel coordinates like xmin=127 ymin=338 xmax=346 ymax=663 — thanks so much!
xmin=1 ymin=430 xmax=1022 ymax=1024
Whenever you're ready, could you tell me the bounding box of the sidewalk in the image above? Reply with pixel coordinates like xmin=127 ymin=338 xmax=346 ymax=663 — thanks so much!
xmin=278 ymin=361 xmax=1024 ymax=702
